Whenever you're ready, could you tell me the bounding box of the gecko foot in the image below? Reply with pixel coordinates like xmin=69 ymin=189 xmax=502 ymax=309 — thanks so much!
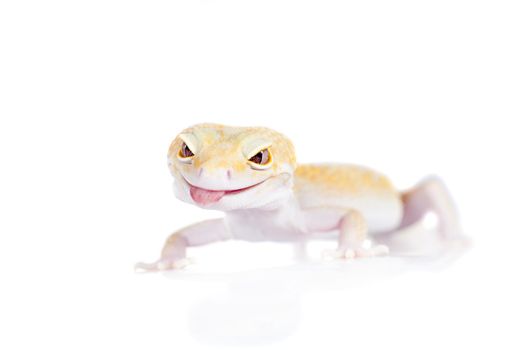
xmin=134 ymin=257 xmax=193 ymax=272
xmin=322 ymin=245 xmax=389 ymax=260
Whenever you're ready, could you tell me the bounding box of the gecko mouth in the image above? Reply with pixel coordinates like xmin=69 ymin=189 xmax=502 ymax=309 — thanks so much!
xmin=184 ymin=178 xmax=268 ymax=205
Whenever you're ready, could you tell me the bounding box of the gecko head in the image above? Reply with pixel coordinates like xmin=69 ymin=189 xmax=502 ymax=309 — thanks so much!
xmin=167 ymin=123 xmax=297 ymax=211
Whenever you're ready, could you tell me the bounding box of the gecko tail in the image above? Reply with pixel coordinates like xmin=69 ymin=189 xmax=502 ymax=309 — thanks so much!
xmin=399 ymin=175 xmax=462 ymax=239
xmin=376 ymin=176 xmax=470 ymax=256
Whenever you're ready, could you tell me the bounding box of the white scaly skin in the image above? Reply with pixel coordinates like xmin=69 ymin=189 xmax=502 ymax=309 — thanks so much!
xmin=136 ymin=123 xmax=461 ymax=271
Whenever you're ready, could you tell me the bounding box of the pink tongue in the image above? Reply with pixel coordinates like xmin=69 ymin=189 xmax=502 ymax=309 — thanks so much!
xmin=190 ymin=186 xmax=226 ymax=205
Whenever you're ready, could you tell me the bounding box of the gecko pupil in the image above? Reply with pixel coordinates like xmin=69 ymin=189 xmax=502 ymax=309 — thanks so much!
xmin=250 ymin=149 xmax=269 ymax=164
xmin=181 ymin=143 xmax=194 ymax=158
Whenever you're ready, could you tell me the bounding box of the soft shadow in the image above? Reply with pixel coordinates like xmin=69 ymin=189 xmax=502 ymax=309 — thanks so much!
xmin=160 ymin=224 xmax=470 ymax=347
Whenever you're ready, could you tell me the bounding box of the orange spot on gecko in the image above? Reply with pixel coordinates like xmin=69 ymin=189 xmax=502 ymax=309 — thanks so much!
xmin=294 ymin=164 xmax=396 ymax=195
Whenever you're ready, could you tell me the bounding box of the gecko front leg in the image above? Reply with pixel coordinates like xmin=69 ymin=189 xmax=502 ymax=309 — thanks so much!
xmin=323 ymin=210 xmax=389 ymax=259
xmin=135 ymin=218 xmax=231 ymax=272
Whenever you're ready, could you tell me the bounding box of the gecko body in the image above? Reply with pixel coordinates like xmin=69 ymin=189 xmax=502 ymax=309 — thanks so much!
xmin=137 ymin=123 xmax=460 ymax=270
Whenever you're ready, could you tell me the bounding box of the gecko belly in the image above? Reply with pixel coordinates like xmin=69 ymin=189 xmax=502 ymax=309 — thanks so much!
xmin=297 ymin=194 xmax=403 ymax=234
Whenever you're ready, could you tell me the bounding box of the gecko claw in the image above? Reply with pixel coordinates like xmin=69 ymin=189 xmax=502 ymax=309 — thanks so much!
xmin=322 ymin=245 xmax=389 ymax=260
xmin=134 ymin=257 xmax=194 ymax=272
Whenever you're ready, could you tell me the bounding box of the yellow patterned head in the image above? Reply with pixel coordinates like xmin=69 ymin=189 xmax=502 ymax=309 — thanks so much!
xmin=168 ymin=123 xmax=296 ymax=210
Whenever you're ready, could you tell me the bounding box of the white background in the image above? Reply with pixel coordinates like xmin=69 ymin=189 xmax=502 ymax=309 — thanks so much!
xmin=1 ymin=1 xmax=524 ymax=349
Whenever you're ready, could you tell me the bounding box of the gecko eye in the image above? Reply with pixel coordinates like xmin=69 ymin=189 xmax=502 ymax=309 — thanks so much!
xmin=249 ymin=150 xmax=268 ymax=164
xmin=179 ymin=142 xmax=194 ymax=158
xmin=248 ymin=148 xmax=272 ymax=169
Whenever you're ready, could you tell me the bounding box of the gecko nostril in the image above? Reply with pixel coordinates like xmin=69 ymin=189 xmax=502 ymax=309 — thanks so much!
xmin=198 ymin=168 xmax=204 ymax=177
xmin=227 ymin=169 xmax=232 ymax=180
